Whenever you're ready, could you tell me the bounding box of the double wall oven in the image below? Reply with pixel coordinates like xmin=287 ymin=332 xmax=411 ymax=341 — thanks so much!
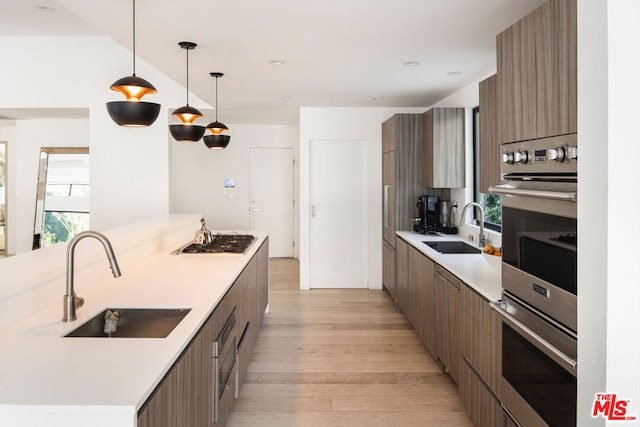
xmin=490 ymin=134 xmax=578 ymax=427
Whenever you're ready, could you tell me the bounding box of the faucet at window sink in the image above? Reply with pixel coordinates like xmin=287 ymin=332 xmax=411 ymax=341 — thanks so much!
xmin=460 ymin=202 xmax=486 ymax=247
xmin=63 ymin=231 xmax=122 ymax=322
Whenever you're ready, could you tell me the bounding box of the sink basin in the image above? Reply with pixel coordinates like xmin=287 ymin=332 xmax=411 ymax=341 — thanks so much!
xmin=65 ymin=308 xmax=191 ymax=338
xmin=423 ymin=241 xmax=482 ymax=254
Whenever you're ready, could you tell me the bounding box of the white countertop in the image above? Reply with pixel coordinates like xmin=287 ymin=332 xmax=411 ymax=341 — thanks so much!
xmin=396 ymin=231 xmax=502 ymax=301
xmin=0 ymin=219 xmax=267 ymax=427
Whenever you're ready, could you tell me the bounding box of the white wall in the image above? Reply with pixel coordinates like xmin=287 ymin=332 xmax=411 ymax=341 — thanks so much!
xmin=577 ymin=0 xmax=640 ymax=425
xmin=299 ymin=107 xmax=424 ymax=290
xmin=169 ymin=123 xmax=299 ymax=253
xmin=0 ymin=36 xmax=210 ymax=254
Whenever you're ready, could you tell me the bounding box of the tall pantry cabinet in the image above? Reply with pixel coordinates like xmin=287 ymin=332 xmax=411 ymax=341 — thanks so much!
xmin=381 ymin=114 xmax=423 ymax=305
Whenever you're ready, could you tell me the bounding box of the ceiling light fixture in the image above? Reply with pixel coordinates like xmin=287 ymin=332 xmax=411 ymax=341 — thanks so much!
xmin=169 ymin=42 xmax=205 ymax=142
xmin=447 ymin=71 xmax=463 ymax=76
xmin=268 ymin=60 xmax=285 ymax=65
xmin=403 ymin=61 xmax=420 ymax=67
xmin=36 ymin=6 xmax=56 ymax=13
xmin=105 ymin=0 xmax=160 ymax=127
xmin=203 ymin=72 xmax=230 ymax=150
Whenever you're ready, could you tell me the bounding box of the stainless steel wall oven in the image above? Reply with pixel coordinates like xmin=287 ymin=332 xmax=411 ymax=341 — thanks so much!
xmin=491 ymin=134 xmax=578 ymax=426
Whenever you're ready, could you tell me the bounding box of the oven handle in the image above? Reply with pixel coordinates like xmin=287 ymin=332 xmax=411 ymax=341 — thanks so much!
xmin=491 ymin=301 xmax=578 ymax=373
xmin=489 ymin=185 xmax=577 ymax=203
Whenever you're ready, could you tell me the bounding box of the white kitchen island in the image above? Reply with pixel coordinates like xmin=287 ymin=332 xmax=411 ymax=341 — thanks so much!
xmin=0 ymin=215 xmax=268 ymax=427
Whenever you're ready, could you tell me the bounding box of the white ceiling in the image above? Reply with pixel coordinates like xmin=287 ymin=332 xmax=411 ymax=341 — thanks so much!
xmin=2 ymin=0 xmax=545 ymax=124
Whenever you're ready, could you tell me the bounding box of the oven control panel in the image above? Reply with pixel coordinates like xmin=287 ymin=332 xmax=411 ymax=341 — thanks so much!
xmin=501 ymin=134 xmax=577 ymax=176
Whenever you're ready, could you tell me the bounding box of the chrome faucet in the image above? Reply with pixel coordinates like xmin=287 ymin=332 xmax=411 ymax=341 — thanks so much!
xmin=460 ymin=202 xmax=486 ymax=247
xmin=63 ymin=231 xmax=122 ymax=322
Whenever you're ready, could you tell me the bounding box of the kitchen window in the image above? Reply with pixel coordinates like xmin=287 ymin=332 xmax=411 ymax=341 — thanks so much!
xmin=472 ymin=106 xmax=501 ymax=232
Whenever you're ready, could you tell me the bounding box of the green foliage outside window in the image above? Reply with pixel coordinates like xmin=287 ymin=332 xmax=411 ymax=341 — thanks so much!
xmin=42 ymin=211 xmax=89 ymax=246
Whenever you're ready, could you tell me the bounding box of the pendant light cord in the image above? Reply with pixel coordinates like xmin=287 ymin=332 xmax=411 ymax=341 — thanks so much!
xmin=186 ymin=47 xmax=190 ymax=106
xmin=132 ymin=0 xmax=136 ymax=76
xmin=215 ymin=76 xmax=218 ymax=121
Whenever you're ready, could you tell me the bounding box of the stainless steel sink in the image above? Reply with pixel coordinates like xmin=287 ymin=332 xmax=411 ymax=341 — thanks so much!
xmin=423 ymin=241 xmax=482 ymax=254
xmin=65 ymin=308 xmax=191 ymax=338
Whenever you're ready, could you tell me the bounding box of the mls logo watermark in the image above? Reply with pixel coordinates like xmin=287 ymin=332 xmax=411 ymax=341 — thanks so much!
xmin=592 ymin=393 xmax=637 ymax=421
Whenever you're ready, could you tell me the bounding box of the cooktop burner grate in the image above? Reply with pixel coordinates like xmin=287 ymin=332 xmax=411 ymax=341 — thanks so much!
xmin=177 ymin=234 xmax=256 ymax=254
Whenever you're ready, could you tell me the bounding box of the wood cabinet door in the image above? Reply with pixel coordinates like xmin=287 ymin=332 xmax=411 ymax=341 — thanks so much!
xmin=177 ymin=321 xmax=215 ymax=426
xmin=382 ymin=241 xmax=396 ymax=305
xmin=256 ymin=239 xmax=269 ymax=331
xmin=408 ymin=246 xmax=436 ymax=356
xmin=137 ymin=365 xmax=179 ymax=427
xmin=395 ymin=237 xmax=410 ymax=316
xmin=435 ymin=267 xmax=461 ymax=383
xmin=432 ymin=108 xmax=465 ymax=188
xmin=479 ymin=75 xmax=501 ymax=193
xmin=382 ymin=115 xmax=397 ymax=153
xmin=458 ymin=359 xmax=502 ymax=427
xmin=422 ymin=109 xmax=434 ymax=188
xmin=498 ymin=11 xmax=537 ymax=144
xmin=461 ymin=285 xmax=500 ymax=393
xmin=536 ymin=0 xmax=577 ymax=138
xmin=382 ymin=151 xmax=396 ymax=245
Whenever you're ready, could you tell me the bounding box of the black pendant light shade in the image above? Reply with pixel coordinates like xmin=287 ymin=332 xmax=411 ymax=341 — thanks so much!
xmin=204 ymin=72 xmax=231 ymax=149
xmin=106 ymin=0 xmax=160 ymax=127
xmin=170 ymin=41 xmax=205 ymax=142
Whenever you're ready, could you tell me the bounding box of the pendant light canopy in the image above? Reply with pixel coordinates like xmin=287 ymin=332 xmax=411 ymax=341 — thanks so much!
xmin=106 ymin=0 xmax=160 ymax=127
xmin=169 ymin=41 xmax=205 ymax=142
xmin=203 ymin=72 xmax=231 ymax=150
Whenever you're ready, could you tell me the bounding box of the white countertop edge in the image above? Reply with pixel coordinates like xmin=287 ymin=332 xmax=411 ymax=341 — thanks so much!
xmin=396 ymin=231 xmax=502 ymax=302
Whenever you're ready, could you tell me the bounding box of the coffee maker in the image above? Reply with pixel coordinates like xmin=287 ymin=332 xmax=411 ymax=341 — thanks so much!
xmin=414 ymin=195 xmax=458 ymax=234
xmin=415 ymin=196 xmax=439 ymax=232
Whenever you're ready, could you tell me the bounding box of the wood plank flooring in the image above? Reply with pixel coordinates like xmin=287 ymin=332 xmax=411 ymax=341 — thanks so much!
xmin=228 ymin=258 xmax=473 ymax=426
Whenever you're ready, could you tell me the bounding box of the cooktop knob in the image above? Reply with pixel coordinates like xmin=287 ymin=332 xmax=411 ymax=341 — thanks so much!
xmin=514 ymin=150 xmax=529 ymax=164
xmin=549 ymin=147 xmax=566 ymax=162
xmin=502 ymin=152 xmax=514 ymax=164
xmin=567 ymin=146 xmax=578 ymax=160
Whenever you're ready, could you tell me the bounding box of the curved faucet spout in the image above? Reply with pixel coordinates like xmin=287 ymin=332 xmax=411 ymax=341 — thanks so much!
xmin=459 ymin=202 xmax=486 ymax=247
xmin=63 ymin=231 xmax=121 ymax=322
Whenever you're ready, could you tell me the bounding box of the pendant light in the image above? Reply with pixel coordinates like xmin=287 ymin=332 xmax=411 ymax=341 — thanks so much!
xmin=169 ymin=42 xmax=205 ymax=142
xmin=203 ymin=72 xmax=231 ymax=150
xmin=106 ymin=0 xmax=160 ymax=127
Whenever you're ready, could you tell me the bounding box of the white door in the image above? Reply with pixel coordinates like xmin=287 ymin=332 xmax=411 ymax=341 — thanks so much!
xmin=310 ymin=140 xmax=367 ymax=288
xmin=249 ymin=147 xmax=294 ymax=258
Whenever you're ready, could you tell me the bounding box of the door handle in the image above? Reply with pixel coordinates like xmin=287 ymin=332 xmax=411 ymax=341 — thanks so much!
xmin=312 ymin=205 xmax=316 ymax=217
xmin=251 ymin=208 xmax=261 ymax=212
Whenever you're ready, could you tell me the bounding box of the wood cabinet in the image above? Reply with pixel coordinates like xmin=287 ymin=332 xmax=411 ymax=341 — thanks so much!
xmin=137 ymin=364 xmax=179 ymax=427
xmin=459 ymin=285 xmax=502 ymax=426
xmin=395 ymin=237 xmax=409 ymax=315
xmin=479 ymin=75 xmax=502 ymax=194
xmin=434 ymin=265 xmax=461 ymax=383
xmin=459 ymin=358 xmax=503 ymax=427
xmin=381 ymin=114 xmax=421 ymax=303
xmin=137 ymin=240 xmax=269 ymax=427
xmin=408 ymin=244 xmax=436 ymax=354
xmin=423 ymin=108 xmax=465 ymax=188
xmin=382 ymin=241 xmax=396 ymax=305
xmin=382 ymin=151 xmax=396 ymax=246
xmin=497 ymin=0 xmax=576 ymax=144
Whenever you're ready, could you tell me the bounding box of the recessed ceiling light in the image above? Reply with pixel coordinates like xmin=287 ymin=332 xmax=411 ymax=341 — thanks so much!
xmin=447 ymin=71 xmax=463 ymax=76
xmin=403 ymin=61 xmax=419 ymax=67
xmin=372 ymin=97 xmax=384 ymax=101
xmin=268 ymin=60 xmax=285 ymax=65
xmin=36 ymin=5 xmax=56 ymax=12
xmin=280 ymin=96 xmax=291 ymax=101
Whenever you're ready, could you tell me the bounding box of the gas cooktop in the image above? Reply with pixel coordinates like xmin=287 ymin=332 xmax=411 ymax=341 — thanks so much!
xmin=173 ymin=234 xmax=256 ymax=255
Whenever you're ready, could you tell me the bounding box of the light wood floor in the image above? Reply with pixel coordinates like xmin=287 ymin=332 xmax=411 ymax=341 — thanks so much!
xmin=228 ymin=258 xmax=473 ymax=427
